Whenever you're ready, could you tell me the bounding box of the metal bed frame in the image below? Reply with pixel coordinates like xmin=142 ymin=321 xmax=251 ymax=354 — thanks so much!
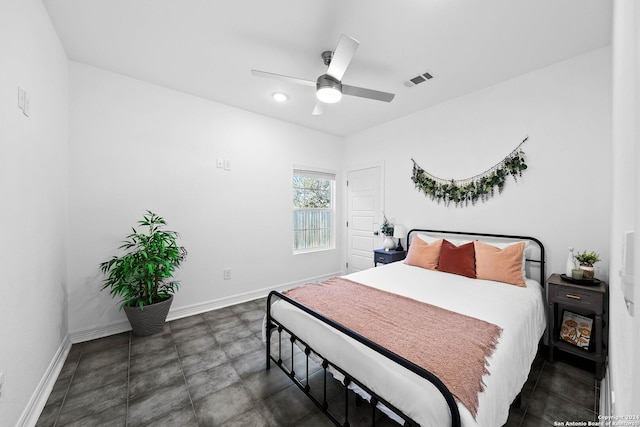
xmin=265 ymin=229 xmax=545 ymax=427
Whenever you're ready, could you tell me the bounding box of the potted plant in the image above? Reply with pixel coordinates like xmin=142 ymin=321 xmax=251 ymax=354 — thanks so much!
xmin=380 ymin=214 xmax=395 ymax=251
xmin=574 ymin=250 xmax=600 ymax=279
xmin=100 ymin=211 xmax=187 ymax=336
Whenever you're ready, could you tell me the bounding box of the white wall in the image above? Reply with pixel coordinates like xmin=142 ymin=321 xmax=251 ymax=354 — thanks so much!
xmin=608 ymin=0 xmax=640 ymax=417
xmin=0 ymin=3 xmax=628 ymax=424
xmin=67 ymin=62 xmax=345 ymax=338
xmin=0 ymin=1 xmax=69 ymax=426
xmin=345 ymin=48 xmax=612 ymax=280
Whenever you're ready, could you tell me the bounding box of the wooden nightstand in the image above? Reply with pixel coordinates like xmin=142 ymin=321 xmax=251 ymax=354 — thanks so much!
xmin=547 ymin=273 xmax=608 ymax=379
xmin=373 ymin=249 xmax=406 ymax=266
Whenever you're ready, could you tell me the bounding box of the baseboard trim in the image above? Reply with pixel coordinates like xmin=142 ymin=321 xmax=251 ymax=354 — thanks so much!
xmin=167 ymin=271 xmax=341 ymax=321
xmin=24 ymin=272 xmax=340 ymax=425
xmin=20 ymin=271 xmax=346 ymax=426
xmin=600 ymin=364 xmax=612 ymax=416
xmin=17 ymin=335 xmax=72 ymax=427
xmin=68 ymin=271 xmax=342 ymax=344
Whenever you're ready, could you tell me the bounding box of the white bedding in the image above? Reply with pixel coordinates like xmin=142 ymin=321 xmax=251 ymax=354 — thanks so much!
xmin=269 ymin=261 xmax=546 ymax=427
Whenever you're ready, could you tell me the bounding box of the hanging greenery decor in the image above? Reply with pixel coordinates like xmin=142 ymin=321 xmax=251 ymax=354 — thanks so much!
xmin=411 ymin=137 xmax=528 ymax=207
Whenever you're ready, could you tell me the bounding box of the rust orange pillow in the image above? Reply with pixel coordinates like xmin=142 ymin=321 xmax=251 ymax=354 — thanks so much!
xmin=405 ymin=238 xmax=442 ymax=270
xmin=474 ymin=241 xmax=526 ymax=287
xmin=437 ymin=240 xmax=476 ymax=278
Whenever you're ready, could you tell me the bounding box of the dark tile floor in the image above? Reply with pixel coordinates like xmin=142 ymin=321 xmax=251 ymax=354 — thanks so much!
xmin=36 ymin=297 xmax=600 ymax=426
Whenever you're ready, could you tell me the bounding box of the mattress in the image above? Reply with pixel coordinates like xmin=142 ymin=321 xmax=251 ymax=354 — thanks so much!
xmin=269 ymin=261 xmax=547 ymax=427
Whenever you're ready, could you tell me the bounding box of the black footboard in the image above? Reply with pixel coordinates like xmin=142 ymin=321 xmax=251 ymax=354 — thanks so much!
xmin=266 ymin=291 xmax=461 ymax=427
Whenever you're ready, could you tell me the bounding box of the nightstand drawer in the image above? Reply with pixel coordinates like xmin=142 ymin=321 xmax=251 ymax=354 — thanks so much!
xmin=375 ymin=253 xmax=388 ymax=264
xmin=373 ymin=249 xmax=406 ymax=266
xmin=552 ymin=285 xmax=599 ymax=308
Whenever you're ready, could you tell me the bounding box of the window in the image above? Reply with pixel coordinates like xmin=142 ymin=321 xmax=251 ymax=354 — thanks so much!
xmin=293 ymin=167 xmax=335 ymax=252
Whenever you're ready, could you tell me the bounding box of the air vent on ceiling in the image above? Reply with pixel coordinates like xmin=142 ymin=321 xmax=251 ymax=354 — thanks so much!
xmin=404 ymin=71 xmax=434 ymax=87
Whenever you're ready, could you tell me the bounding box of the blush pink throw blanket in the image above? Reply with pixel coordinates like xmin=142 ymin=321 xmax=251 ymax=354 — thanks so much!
xmin=283 ymin=277 xmax=502 ymax=418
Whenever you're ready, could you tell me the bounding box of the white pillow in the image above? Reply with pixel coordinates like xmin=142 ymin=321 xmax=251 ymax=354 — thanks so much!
xmin=415 ymin=233 xmax=471 ymax=247
xmin=415 ymin=233 xmax=438 ymax=244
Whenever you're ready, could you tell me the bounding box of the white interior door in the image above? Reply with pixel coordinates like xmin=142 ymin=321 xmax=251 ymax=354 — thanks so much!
xmin=347 ymin=166 xmax=382 ymax=273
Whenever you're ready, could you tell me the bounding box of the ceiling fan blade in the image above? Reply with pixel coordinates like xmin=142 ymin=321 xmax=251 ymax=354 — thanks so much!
xmin=326 ymin=35 xmax=359 ymax=81
xmin=342 ymin=84 xmax=395 ymax=102
xmin=312 ymin=101 xmax=325 ymax=115
xmin=251 ymin=69 xmax=315 ymax=87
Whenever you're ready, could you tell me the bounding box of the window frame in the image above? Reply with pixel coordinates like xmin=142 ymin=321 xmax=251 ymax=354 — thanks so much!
xmin=292 ymin=166 xmax=336 ymax=254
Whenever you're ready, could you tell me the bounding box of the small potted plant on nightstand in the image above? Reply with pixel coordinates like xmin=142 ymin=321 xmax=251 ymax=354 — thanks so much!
xmin=574 ymin=250 xmax=600 ymax=279
xmin=100 ymin=211 xmax=187 ymax=336
xmin=380 ymin=215 xmax=395 ymax=251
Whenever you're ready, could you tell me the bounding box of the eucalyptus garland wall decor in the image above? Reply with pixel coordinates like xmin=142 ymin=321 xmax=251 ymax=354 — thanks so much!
xmin=411 ymin=137 xmax=528 ymax=207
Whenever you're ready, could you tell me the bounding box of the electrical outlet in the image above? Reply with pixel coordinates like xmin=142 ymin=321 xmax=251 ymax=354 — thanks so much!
xmin=223 ymin=268 xmax=231 ymax=280
xmin=0 ymin=372 xmax=4 ymax=398
xmin=216 ymin=159 xmax=224 ymax=168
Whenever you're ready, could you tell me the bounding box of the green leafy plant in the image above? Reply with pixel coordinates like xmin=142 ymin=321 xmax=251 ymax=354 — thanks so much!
xmin=380 ymin=214 xmax=394 ymax=236
xmin=574 ymin=251 xmax=601 ymax=267
xmin=411 ymin=147 xmax=527 ymax=207
xmin=100 ymin=211 xmax=187 ymax=309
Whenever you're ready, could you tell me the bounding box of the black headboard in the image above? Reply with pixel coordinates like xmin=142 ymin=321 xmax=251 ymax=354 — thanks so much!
xmin=406 ymin=229 xmax=546 ymax=285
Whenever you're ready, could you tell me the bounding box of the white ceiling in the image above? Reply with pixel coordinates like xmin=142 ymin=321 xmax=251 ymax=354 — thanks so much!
xmin=43 ymin=0 xmax=612 ymax=137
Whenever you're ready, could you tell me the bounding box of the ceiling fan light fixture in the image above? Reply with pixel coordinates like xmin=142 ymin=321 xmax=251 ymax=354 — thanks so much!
xmin=316 ymin=87 xmax=342 ymax=103
xmin=316 ymin=75 xmax=342 ymax=103
xmin=252 ymin=35 xmax=395 ymax=114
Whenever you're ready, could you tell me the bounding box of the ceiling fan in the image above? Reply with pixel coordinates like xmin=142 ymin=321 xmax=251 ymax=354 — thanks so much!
xmin=251 ymin=34 xmax=395 ymax=115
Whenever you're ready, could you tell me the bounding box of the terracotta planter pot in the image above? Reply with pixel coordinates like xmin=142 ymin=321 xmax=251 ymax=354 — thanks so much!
xmin=123 ymin=295 xmax=173 ymax=336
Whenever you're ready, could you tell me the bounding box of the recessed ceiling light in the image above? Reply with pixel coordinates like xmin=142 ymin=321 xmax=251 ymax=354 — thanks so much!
xmin=272 ymin=92 xmax=288 ymax=102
